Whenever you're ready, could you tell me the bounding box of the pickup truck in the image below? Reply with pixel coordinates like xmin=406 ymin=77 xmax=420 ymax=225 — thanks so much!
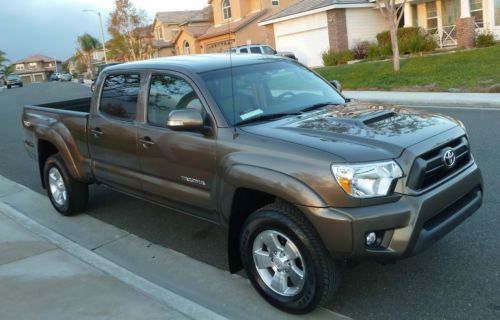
xmin=22 ymin=54 xmax=483 ymax=314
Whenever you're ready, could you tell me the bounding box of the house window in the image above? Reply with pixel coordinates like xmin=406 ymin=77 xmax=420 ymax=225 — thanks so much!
xmin=222 ymin=0 xmax=232 ymax=20
xmin=272 ymin=0 xmax=279 ymax=5
xmin=495 ymin=0 xmax=500 ymax=26
xmin=15 ymin=64 xmax=25 ymax=71
xmin=28 ymin=62 xmax=37 ymax=69
xmin=157 ymin=27 xmax=163 ymax=39
xmin=184 ymin=41 xmax=191 ymax=55
xmin=469 ymin=0 xmax=483 ymax=27
xmin=426 ymin=2 xmax=438 ymax=31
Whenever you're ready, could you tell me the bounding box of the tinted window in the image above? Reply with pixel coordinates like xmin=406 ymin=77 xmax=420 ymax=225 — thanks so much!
xmin=262 ymin=46 xmax=276 ymax=54
xmin=148 ymin=74 xmax=203 ymax=127
xmin=240 ymin=48 xmax=249 ymax=53
xmin=100 ymin=74 xmax=140 ymax=121
xmin=250 ymin=47 xmax=262 ymax=54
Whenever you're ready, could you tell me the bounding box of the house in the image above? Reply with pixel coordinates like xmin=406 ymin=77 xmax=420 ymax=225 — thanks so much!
xmin=12 ymin=55 xmax=62 ymax=83
xmin=195 ymin=0 xmax=300 ymax=53
xmin=402 ymin=0 xmax=500 ymax=47
xmin=152 ymin=8 xmax=212 ymax=57
xmin=259 ymin=0 xmax=390 ymax=67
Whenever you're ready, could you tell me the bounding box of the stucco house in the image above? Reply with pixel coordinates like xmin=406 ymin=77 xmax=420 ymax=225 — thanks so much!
xmin=259 ymin=0 xmax=390 ymax=67
xmin=13 ymin=54 xmax=62 ymax=83
xmin=152 ymin=8 xmax=212 ymax=57
xmin=189 ymin=0 xmax=300 ymax=54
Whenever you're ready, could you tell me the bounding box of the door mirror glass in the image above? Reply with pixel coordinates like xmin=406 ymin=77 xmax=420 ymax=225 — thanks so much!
xmin=167 ymin=109 xmax=204 ymax=131
xmin=330 ymin=80 xmax=342 ymax=92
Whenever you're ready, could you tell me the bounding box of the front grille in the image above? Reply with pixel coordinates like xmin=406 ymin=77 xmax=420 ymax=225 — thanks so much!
xmin=407 ymin=136 xmax=471 ymax=191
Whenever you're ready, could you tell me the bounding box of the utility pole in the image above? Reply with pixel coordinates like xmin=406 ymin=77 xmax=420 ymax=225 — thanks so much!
xmin=83 ymin=9 xmax=108 ymax=64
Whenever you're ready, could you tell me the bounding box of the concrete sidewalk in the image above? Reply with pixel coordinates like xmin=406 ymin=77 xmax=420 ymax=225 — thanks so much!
xmin=0 ymin=204 xmax=223 ymax=320
xmin=344 ymin=90 xmax=500 ymax=108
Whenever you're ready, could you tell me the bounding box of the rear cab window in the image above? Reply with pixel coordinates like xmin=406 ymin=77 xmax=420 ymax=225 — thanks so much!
xmin=250 ymin=47 xmax=262 ymax=54
xmin=100 ymin=74 xmax=141 ymax=121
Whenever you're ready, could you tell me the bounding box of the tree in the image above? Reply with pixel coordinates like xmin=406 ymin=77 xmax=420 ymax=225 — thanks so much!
xmin=0 ymin=50 xmax=8 ymax=67
xmin=377 ymin=0 xmax=406 ymax=72
xmin=108 ymin=0 xmax=149 ymax=61
xmin=77 ymin=33 xmax=100 ymax=77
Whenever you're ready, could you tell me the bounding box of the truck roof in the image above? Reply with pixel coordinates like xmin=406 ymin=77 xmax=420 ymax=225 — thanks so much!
xmin=104 ymin=54 xmax=287 ymax=74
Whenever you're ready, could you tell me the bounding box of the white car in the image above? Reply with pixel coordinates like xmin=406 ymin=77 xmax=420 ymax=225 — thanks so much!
xmin=228 ymin=45 xmax=298 ymax=61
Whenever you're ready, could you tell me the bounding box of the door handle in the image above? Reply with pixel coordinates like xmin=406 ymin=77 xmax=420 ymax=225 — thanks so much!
xmin=139 ymin=137 xmax=155 ymax=148
xmin=91 ymin=128 xmax=103 ymax=138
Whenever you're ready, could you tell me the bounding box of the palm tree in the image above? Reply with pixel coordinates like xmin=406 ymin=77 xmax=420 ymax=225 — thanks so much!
xmin=0 ymin=50 xmax=8 ymax=67
xmin=77 ymin=33 xmax=100 ymax=78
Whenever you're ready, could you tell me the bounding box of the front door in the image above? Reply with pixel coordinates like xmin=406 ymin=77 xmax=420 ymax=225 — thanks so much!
xmin=88 ymin=73 xmax=142 ymax=193
xmin=137 ymin=72 xmax=217 ymax=221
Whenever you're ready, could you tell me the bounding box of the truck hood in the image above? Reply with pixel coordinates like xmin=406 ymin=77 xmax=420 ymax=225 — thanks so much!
xmin=240 ymin=102 xmax=460 ymax=162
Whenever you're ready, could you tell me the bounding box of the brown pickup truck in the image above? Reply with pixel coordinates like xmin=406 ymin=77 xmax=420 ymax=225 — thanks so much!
xmin=22 ymin=55 xmax=483 ymax=314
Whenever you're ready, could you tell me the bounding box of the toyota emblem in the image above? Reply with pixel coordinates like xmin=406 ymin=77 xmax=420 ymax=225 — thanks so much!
xmin=442 ymin=149 xmax=456 ymax=168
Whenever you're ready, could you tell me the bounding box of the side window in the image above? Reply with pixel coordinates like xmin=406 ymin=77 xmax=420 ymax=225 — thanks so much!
xmin=148 ymin=74 xmax=204 ymax=127
xmin=100 ymin=74 xmax=140 ymax=121
xmin=250 ymin=46 xmax=262 ymax=54
xmin=240 ymin=48 xmax=249 ymax=53
xmin=262 ymin=46 xmax=276 ymax=54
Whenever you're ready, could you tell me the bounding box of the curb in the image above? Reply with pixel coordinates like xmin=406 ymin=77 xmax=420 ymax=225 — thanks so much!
xmin=0 ymin=200 xmax=226 ymax=320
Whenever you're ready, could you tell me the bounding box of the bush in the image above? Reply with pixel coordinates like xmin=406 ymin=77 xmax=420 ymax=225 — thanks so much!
xmin=322 ymin=50 xmax=354 ymax=66
xmin=367 ymin=42 xmax=382 ymax=59
xmin=352 ymin=41 xmax=369 ymax=59
xmin=475 ymin=31 xmax=495 ymax=47
xmin=376 ymin=27 xmax=437 ymax=54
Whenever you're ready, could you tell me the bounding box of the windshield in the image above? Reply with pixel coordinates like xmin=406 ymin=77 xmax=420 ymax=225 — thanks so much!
xmin=201 ymin=61 xmax=345 ymax=125
xmin=8 ymin=75 xmax=19 ymax=80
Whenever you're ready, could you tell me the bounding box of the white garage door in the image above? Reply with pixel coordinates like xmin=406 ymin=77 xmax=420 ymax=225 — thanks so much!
xmin=274 ymin=12 xmax=330 ymax=67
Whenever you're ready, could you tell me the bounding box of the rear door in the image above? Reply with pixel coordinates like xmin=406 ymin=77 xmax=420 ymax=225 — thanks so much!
xmin=88 ymin=73 xmax=142 ymax=193
xmin=136 ymin=72 xmax=217 ymax=221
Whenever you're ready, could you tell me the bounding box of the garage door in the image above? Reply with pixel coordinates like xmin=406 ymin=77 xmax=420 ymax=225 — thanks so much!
xmin=273 ymin=12 xmax=330 ymax=67
xmin=20 ymin=75 xmax=31 ymax=84
xmin=34 ymin=74 xmax=44 ymax=82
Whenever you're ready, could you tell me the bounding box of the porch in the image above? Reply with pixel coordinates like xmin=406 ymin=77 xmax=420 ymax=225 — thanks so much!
xmin=403 ymin=0 xmax=485 ymax=47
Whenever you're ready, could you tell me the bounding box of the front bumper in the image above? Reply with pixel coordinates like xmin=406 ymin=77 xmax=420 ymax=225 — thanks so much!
xmin=302 ymin=162 xmax=483 ymax=261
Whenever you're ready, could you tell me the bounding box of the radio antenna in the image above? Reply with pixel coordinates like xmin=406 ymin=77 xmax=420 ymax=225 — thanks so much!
xmin=227 ymin=15 xmax=237 ymax=138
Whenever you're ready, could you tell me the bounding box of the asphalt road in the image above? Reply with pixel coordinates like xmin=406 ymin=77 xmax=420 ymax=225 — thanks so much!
xmin=0 ymin=82 xmax=498 ymax=319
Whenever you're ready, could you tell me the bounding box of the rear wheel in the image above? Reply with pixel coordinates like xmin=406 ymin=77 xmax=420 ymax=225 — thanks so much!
xmin=43 ymin=154 xmax=88 ymax=216
xmin=240 ymin=202 xmax=339 ymax=314
xmin=7 ymin=85 xmax=11 ymax=89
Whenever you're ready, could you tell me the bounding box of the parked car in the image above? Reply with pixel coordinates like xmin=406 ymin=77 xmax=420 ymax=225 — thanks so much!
xmin=90 ymin=62 xmax=121 ymax=91
xmin=49 ymin=74 xmax=59 ymax=82
xmin=21 ymin=55 xmax=482 ymax=314
xmin=6 ymin=75 xmax=23 ymax=88
xmin=59 ymin=73 xmax=72 ymax=82
xmin=229 ymin=44 xmax=298 ymax=60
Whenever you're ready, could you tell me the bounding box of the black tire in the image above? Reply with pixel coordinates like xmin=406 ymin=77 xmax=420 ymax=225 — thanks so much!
xmin=240 ymin=201 xmax=339 ymax=314
xmin=7 ymin=85 xmax=11 ymax=89
xmin=43 ymin=154 xmax=88 ymax=216
xmin=19 ymin=83 xmax=23 ymax=87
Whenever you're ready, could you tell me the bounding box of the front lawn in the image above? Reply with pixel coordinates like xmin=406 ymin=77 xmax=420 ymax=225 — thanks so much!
xmin=315 ymin=45 xmax=500 ymax=92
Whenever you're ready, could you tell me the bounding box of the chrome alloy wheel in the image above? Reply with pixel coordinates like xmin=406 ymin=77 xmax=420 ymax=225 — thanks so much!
xmin=48 ymin=167 xmax=67 ymax=206
xmin=252 ymin=230 xmax=306 ymax=297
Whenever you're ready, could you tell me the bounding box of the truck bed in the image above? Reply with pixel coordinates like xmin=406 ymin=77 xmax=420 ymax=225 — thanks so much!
xmin=35 ymin=97 xmax=92 ymax=113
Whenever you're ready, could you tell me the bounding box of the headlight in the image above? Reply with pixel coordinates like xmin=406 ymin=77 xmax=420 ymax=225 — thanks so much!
xmin=331 ymin=161 xmax=403 ymax=198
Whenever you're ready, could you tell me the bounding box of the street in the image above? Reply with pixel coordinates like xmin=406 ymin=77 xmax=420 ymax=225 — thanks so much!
xmin=0 ymin=82 xmax=499 ymax=319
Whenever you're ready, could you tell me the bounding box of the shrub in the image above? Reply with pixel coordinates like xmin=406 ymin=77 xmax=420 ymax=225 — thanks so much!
xmin=367 ymin=42 xmax=382 ymax=59
xmin=322 ymin=50 xmax=354 ymax=66
xmin=475 ymin=31 xmax=496 ymax=47
xmin=352 ymin=41 xmax=369 ymax=59
xmin=376 ymin=27 xmax=437 ymax=54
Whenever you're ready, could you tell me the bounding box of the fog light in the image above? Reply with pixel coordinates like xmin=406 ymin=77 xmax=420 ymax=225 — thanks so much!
xmin=366 ymin=232 xmax=377 ymax=246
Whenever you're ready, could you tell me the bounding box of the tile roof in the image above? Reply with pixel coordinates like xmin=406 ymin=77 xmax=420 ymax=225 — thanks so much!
xmin=14 ymin=54 xmax=61 ymax=64
xmin=152 ymin=39 xmax=175 ymax=49
xmin=261 ymin=0 xmax=371 ymax=23
xmin=156 ymin=7 xmax=211 ymax=25
xmin=197 ymin=10 xmax=268 ymax=40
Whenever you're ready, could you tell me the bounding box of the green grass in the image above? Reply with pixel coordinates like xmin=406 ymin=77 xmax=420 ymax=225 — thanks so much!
xmin=315 ymin=45 xmax=500 ymax=92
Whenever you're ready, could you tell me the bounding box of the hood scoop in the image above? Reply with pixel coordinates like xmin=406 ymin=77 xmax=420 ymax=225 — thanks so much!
xmin=360 ymin=111 xmax=397 ymax=125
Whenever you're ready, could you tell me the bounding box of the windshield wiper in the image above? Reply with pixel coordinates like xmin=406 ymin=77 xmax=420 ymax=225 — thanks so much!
xmin=299 ymin=102 xmax=340 ymax=113
xmin=236 ymin=112 xmax=301 ymax=126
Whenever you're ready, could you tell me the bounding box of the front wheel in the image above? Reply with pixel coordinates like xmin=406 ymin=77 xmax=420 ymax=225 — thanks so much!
xmin=43 ymin=154 xmax=89 ymax=216
xmin=240 ymin=202 xmax=339 ymax=314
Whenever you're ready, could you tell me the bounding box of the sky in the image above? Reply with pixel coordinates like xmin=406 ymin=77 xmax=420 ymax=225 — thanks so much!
xmin=0 ymin=0 xmax=208 ymax=63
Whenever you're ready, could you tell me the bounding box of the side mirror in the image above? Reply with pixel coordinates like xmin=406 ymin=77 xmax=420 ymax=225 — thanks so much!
xmin=167 ymin=109 xmax=204 ymax=131
xmin=330 ymin=80 xmax=342 ymax=92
